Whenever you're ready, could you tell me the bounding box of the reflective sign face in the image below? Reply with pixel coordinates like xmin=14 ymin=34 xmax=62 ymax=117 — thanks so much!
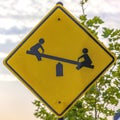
xmin=4 ymin=4 xmax=116 ymax=117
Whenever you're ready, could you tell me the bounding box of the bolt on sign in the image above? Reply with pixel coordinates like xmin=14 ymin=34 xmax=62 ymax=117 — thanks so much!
xmin=4 ymin=2 xmax=116 ymax=117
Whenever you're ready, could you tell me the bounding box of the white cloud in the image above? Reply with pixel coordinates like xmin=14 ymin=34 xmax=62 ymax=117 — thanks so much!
xmin=0 ymin=74 xmax=17 ymax=81
xmin=87 ymin=0 xmax=120 ymax=14
xmin=0 ymin=18 xmax=25 ymax=29
xmin=0 ymin=52 xmax=7 ymax=58
xmin=0 ymin=35 xmax=20 ymax=44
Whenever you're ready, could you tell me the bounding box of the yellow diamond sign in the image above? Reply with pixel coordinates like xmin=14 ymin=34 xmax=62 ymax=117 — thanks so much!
xmin=4 ymin=3 xmax=116 ymax=117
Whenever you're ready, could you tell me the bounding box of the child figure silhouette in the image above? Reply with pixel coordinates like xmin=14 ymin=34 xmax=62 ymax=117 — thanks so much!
xmin=26 ymin=38 xmax=45 ymax=61
xmin=76 ymin=48 xmax=94 ymax=70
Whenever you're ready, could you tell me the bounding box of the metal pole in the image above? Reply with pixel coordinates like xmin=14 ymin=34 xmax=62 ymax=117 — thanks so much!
xmin=58 ymin=118 xmax=64 ymax=120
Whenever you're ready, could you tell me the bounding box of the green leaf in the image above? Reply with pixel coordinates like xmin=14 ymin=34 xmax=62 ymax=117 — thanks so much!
xmin=86 ymin=19 xmax=93 ymax=27
xmin=102 ymin=27 xmax=114 ymax=38
xmin=80 ymin=15 xmax=87 ymax=22
xmin=92 ymin=16 xmax=104 ymax=24
xmin=111 ymin=29 xmax=120 ymax=37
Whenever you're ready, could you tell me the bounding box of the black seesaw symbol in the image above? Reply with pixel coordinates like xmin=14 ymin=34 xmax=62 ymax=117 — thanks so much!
xmin=27 ymin=51 xmax=78 ymax=65
xmin=26 ymin=38 xmax=94 ymax=76
xmin=26 ymin=49 xmax=94 ymax=76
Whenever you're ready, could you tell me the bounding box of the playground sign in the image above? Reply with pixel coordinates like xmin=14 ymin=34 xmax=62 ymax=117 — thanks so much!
xmin=4 ymin=3 xmax=116 ymax=117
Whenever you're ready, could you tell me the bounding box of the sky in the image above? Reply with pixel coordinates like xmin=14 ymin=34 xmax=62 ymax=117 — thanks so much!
xmin=0 ymin=0 xmax=120 ymax=120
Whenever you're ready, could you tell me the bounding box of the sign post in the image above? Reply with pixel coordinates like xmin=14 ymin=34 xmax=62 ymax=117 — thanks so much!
xmin=4 ymin=2 xmax=116 ymax=118
xmin=58 ymin=118 xmax=64 ymax=120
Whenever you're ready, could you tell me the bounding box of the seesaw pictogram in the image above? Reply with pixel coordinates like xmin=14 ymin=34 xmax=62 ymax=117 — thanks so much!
xmin=26 ymin=38 xmax=94 ymax=76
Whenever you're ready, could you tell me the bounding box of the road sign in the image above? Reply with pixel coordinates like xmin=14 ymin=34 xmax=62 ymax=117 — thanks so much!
xmin=4 ymin=3 xmax=116 ymax=117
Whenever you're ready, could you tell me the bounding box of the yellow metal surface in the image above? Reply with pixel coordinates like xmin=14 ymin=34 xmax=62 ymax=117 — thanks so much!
xmin=4 ymin=4 xmax=116 ymax=117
